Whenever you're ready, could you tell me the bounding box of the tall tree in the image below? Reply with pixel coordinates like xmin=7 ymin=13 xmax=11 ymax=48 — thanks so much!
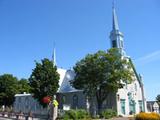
xmin=29 ymin=58 xmax=60 ymax=107
xmin=17 ymin=78 xmax=31 ymax=94
xmin=0 ymin=74 xmax=19 ymax=107
xmin=71 ymin=48 xmax=133 ymax=114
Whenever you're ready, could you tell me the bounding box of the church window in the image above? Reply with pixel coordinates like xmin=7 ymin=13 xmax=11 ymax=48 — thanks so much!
xmin=25 ymin=97 xmax=29 ymax=109
xmin=18 ymin=97 xmax=21 ymax=103
xmin=117 ymin=94 xmax=120 ymax=101
xmin=120 ymin=40 xmax=123 ymax=48
xmin=62 ymin=95 xmax=66 ymax=104
xmin=36 ymin=103 xmax=40 ymax=110
xmin=138 ymin=100 xmax=143 ymax=112
xmin=112 ymin=40 xmax=117 ymax=47
xmin=125 ymin=83 xmax=128 ymax=89
xmin=73 ymin=94 xmax=78 ymax=109
xmin=135 ymin=83 xmax=137 ymax=91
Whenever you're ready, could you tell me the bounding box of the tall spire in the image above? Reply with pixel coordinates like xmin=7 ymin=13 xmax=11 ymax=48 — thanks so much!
xmin=112 ymin=0 xmax=119 ymax=30
xmin=109 ymin=0 xmax=125 ymax=56
xmin=52 ymin=42 xmax=57 ymax=66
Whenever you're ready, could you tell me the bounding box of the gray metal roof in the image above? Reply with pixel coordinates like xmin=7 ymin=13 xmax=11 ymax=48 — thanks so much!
xmin=58 ymin=69 xmax=81 ymax=93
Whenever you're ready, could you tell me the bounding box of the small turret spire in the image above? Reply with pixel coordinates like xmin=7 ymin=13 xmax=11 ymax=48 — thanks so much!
xmin=52 ymin=42 xmax=56 ymax=66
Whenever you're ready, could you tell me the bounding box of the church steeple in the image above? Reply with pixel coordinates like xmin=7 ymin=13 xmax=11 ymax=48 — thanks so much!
xmin=110 ymin=1 xmax=125 ymax=55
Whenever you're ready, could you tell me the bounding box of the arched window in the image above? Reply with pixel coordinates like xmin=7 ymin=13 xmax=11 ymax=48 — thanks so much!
xmin=135 ymin=83 xmax=137 ymax=91
xmin=18 ymin=97 xmax=21 ymax=103
xmin=62 ymin=95 xmax=66 ymax=104
xmin=25 ymin=97 xmax=29 ymax=109
xmin=73 ymin=94 xmax=78 ymax=109
xmin=112 ymin=40 xmax=117 ymax=47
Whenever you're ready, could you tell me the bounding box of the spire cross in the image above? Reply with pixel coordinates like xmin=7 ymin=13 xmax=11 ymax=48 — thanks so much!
xmin=112 ymin=0 xmax=115 ymax=8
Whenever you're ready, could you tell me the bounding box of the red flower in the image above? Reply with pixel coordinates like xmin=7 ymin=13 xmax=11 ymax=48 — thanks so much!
xmin=42 ymin=96 xmax=51 ymax=104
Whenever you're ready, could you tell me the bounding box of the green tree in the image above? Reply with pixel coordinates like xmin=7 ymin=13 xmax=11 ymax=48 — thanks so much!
xmin=0 ymin=74 xmax=19 ymax=107
xmin=156 ymin=95 xmax=160 ymax=106
xmin=29 ymin=58 xmax=60 ymax=107
xmin=71 ymin=48 xmax=133 ymax=114
xmin=17 ymin=78 xmax=31 ymax=94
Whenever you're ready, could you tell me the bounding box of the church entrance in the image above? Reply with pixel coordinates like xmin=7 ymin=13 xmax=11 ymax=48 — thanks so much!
xmin=120 ymin=99 xmax=126 ymax=115
xmin=128 ymin=93 xmax=136 ymax=114
xmin=129 ymin=100 xmax=136 ymax=114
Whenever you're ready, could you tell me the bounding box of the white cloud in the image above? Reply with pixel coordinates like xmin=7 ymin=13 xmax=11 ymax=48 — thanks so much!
xmin=135 ymin=50 xmax=160 ymax=65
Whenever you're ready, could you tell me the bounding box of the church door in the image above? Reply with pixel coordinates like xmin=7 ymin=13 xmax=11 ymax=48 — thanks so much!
xmin=128 ymin=93 xmax=136 ymax=114
xmin=120 ymin=99 xmax=126 ymax=115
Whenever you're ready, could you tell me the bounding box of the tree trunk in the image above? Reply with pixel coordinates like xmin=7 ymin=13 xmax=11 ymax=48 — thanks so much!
xmin=89 ymin=97 xmax=97 ymax=118
xmin=96 ymin=89 xmax=104 ymax=115
xmin=97 ymin=101 xmax=103 ymax=115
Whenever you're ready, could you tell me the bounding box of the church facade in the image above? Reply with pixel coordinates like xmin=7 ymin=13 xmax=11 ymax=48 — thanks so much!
xmin=14 ymin=4 xmax=147 ymax=116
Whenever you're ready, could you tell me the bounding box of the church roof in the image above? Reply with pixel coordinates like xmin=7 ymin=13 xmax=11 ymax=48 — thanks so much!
xmin=128 ymin=57 xmax=143 ymax=87
xmin=57 ymin=68 xmax=81 ymax=93
xmin=15 ymin=93 xmax=31 ymax=97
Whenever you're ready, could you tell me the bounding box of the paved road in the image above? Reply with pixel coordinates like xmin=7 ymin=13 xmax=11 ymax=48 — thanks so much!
xmin=0 ymin=117 xmax=41 ymax=120
xmin=0 ymin=117 xmax=14 ymax=120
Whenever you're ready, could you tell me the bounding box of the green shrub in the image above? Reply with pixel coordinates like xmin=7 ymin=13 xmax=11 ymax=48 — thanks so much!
xmin=135 ymin=112 xmax=160 ymax=120
xmin=76 ymin=109 xmax=90 ymax=119
xmin=0 ymin=108 xmax=2 ymax=112
xmin=101 ymin=109 xmax=117 ymax=119
xmin=63 ymin=109 xmax=76 ymax=120
xmin=62 ymin=109 xmax=90 ymax=120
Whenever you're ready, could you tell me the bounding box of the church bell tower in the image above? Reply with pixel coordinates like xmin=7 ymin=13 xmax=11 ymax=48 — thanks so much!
xmin=109 ymin=1 xmax=126 ymax=56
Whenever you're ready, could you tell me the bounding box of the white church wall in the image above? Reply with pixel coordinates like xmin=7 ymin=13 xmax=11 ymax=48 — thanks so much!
xmin=116 ymin=77 xmax=144 ymax=116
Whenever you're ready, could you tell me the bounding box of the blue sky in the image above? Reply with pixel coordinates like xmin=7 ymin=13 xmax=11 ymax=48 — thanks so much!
xmin=0 ymin=0 xmax=160 ymax=101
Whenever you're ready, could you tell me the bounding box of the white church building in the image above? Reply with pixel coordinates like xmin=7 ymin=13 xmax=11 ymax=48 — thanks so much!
xmin=14 ymin=3 xmax=147 ymax=116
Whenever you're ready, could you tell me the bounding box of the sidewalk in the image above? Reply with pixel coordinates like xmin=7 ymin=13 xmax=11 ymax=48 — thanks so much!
xmin=106 ymin=117 xmax=133 ymax=120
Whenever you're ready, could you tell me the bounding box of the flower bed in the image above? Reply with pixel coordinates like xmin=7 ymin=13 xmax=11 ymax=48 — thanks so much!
xmin=135 ymin=112 xmax=160 ymax=120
